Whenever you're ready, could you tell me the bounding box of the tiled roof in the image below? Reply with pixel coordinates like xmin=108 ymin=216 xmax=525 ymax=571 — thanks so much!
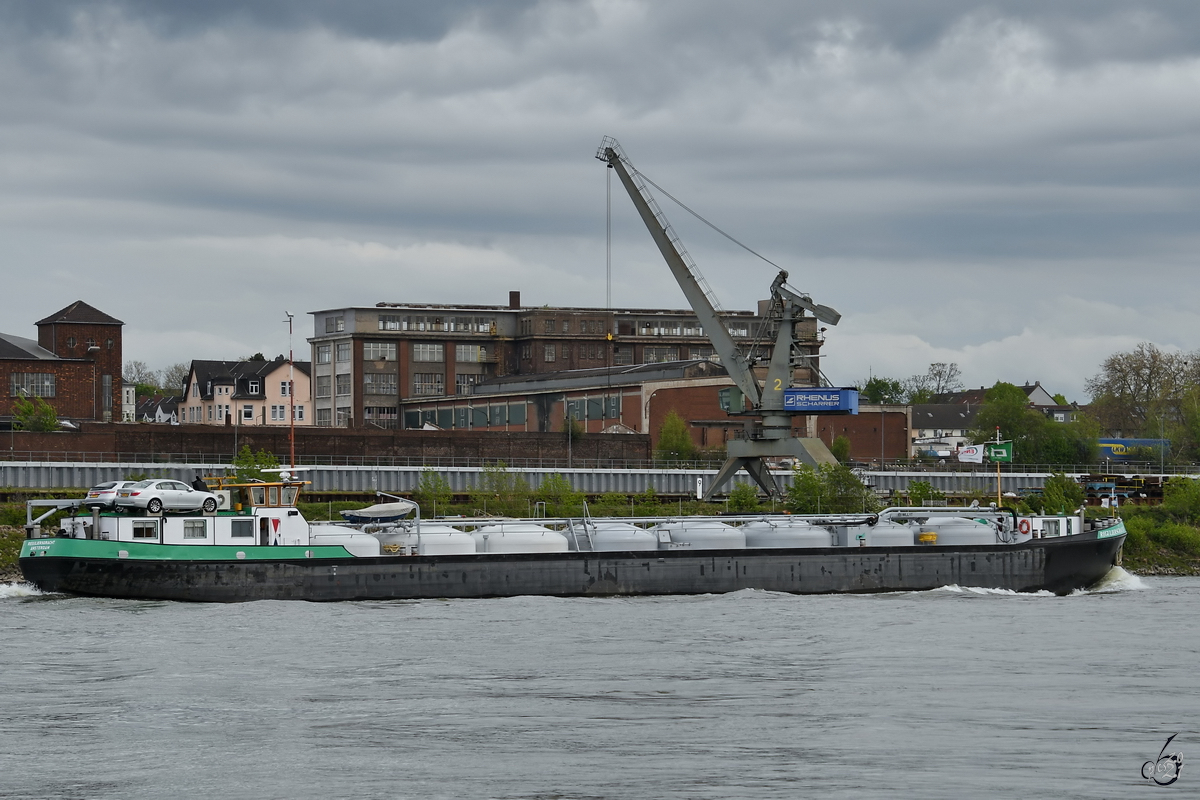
xmin=36 ymin=301 xmax=124 ymax=326
xmin=184 ymin=357 xmax=311 ymax=400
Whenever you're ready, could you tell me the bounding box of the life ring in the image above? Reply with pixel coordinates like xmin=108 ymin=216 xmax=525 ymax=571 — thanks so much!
xmin=1018 ymin=519 xmax=1031 ymax=535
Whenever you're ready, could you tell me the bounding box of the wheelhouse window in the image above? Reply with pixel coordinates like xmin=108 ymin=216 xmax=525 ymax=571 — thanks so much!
xmin=183 ymin=520 xmax=208 ymax=540
xmin=132 ymin=520 xmax=158 ymax=539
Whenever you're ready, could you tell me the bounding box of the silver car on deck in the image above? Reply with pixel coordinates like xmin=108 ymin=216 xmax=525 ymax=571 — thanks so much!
xmin=115 ymin=479 xmax=219 ymax=514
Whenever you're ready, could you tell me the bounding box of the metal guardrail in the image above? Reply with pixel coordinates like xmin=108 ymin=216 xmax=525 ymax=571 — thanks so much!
xmin=2 ymin=450 xmax=1198 ymax=474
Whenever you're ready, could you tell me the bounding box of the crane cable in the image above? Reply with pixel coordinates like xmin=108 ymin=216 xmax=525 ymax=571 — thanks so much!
xmin=629 ymin=165 xmax=787 ymax=275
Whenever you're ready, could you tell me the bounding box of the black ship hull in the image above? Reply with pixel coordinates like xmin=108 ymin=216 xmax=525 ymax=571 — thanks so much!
xmin=20 ymin=530 xmax=1125 ymax=602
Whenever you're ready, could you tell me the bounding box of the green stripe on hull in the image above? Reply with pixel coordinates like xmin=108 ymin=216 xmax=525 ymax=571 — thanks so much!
xmin=20 ymin=538 xmax=354 ymax=561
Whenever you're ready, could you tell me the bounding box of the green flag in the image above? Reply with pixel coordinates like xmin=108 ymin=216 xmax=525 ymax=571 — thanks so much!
xmin=986 ymin=442 xmax=1013 ymax=462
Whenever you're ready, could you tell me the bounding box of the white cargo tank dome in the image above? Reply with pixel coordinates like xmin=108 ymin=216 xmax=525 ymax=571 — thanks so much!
xmin=742 ymin=519 xmax=832 ymax=549
xmin=415 ymin=525 xmax=478 ymax=555
xmin=591 ymin=523 xmax=658 ymax=552
xmin=851 ymin=520 xmax=915 ymax=548
xmin=917 ymin=517 xmax=996 ymax=546
xmin=654 ymin=520 xmax=745 ymax=549
xmin=473 ymin=524 xmax=570 ymax=553
xmin=308 ymin=524 xmax=383 ymax=557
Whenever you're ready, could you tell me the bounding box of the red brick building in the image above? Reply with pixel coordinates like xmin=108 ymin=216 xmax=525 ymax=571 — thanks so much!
xmin=2 ymin=301 xmax=123 ymax=423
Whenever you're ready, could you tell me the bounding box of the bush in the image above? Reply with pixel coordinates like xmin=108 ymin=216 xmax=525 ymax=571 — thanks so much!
xmin=1148 ymin=522 xmax=1200 ymax=556
xmin=413 ymin=470 xmax=453 ymax=517
xmin=908 ymin=480 xmax=944 ymax=506
xmin=830 ymin=436 xmax=851 ymax=463
xmin=727 ymin=482 xmax=760 ymax=513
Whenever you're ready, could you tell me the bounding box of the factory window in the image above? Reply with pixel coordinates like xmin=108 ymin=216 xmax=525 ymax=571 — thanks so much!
xmin=66 ymin=337 xmax=76 ymax=348
xmin=455 ymin=374 xmax=478 ymax=395
xmin=563 ymin=320 xmax=570 ymax=333
xmin=378 ymin=314 xmax=402 ymax=331
xmin=316 ymin=408 xmax=332 ymax=427
xmin=335 ymin=406 xmax=351 ymax=426
xmin=183 ymin=520 xmax=208 ymax=540
xmin=364 ymin=373 xmax=397 ymax=395
xmin=544 ymin=319 xmax=556 ymax=333
xmin=335 ymin=375 xmax=351 ymax=396
xmin=336 ymin=342 xmax=351 ymax=362
xmin=413 ymin=373 xmax=444 ymax=396
xmin=456 ymin=344 xmax=480 ymax=362
xmin=544 ymin=344 xmax=556 ymax=363
xmin=316 ymin=345 xmax=331 ymax=364
xmin=413 ymin=343 xmax=444 ymax=362
xmin=643 ymin=346 xmax=679 ymax=364
xmin=315 ymin=376 xmax=331 ymax=398
xmin=326 ymin=316 xmax=344 ymax=333
xmin=10 ymin=373 xmax=55 ymax=398
xmin=364 ymin=342 xmax=396 ymax=361
xmin=521 ymin=344 xmax=532 ymax=360
xmin=613 ymin=347 xmax=633 ymax=365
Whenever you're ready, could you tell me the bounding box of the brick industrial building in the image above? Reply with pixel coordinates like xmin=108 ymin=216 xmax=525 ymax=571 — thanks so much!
xmin=1 ymin=301 xmax=123 ymax=424
xmin=308 ymin=291 xmax=821 ymax=431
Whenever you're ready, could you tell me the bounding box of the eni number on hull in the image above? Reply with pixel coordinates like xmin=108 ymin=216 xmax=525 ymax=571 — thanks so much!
xmin=19 ymin=478 xmax=1126 ymax=602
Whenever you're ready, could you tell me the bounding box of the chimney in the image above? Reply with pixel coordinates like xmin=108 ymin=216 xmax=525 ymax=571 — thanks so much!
xmin=509 ymin=291 xmax=521 ymax=309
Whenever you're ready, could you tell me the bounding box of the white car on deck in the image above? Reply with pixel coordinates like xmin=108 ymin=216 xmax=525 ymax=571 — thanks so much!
xmin=84 ymin=480 xmax=140 ymax=509
xmin=115 ymin=479 xmax=219 ymax=514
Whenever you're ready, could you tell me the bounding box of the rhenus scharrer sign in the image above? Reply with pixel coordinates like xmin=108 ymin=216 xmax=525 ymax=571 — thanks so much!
xmin=782 ymin=388 xmax=859 ymax=414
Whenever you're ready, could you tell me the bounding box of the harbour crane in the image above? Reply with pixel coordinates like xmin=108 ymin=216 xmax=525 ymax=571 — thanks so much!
xmin=596 ymin=136 xmax=851 ymax=500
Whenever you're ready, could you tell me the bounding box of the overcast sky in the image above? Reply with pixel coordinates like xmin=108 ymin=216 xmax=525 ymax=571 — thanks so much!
xmin=2 ymin=0 xmax=1198 ymax=400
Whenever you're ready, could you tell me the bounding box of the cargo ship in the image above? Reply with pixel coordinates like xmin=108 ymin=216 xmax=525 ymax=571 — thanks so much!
xmin=18 ymin=478 xmax=1126 ymax=602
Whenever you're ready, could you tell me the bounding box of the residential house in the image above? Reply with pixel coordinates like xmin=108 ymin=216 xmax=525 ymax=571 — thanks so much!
xmin=179 ymin=356 xmax=311 ymax=426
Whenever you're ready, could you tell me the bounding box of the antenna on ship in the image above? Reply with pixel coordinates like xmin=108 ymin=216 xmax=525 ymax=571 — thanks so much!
xmin=285 ymin=311 xmax=296 ymax=472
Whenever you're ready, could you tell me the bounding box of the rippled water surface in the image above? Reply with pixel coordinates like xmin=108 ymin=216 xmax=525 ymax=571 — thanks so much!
xmin=1 ymin=571 xmax=1196 ymax=799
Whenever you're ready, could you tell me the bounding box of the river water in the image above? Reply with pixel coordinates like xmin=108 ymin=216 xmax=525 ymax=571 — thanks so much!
xmin=1 ymin=571 xmax=1195 ymax=800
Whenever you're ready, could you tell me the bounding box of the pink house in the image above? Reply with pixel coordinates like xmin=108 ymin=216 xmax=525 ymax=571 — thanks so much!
xmin=179 ymin=356 xmax=311 ymax=426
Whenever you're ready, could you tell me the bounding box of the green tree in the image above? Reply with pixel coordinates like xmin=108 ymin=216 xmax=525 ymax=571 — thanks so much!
xmin=972 ymin=382 xmax=1097 ymax=464
xmin=829 ymin=435 xmax=852 ymax=463
xmin=469 ymin=461 xmax=531 ymax=516
xmin=908 ymin=480 xmax=944 ymax=506
xmin=414 ymin=470 xmax=453 ymax=517
xmin=1161 ymin=477 xmax=1200 ymax=525
xmin=12 ymin=395 xmax=58 ymax=431
xmin=785 ymin=464 xmax=879 ymax=514
xmin=536 ymin=473 xmax=584 ymax=516
xmin=231 ymin=445 xmax=279 ymax=482
xmin=1040 ymin=472 xmax=1084 ymax=515
xmin=856 ymin=376 xmax=905 ymax=404
xmin=727 ymin=482 xmax=761 ymax=513
xmin=656 ymin=410 xmax=697 ymax=462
